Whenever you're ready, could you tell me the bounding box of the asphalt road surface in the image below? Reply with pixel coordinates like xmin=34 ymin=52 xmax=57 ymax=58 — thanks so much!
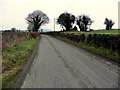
xmin=21 ymin=35 xmax=118 ymax=88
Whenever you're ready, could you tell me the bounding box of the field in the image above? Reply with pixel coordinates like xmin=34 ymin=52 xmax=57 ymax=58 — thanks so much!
xmin=65 ymin=29 xmax=120 ymax=35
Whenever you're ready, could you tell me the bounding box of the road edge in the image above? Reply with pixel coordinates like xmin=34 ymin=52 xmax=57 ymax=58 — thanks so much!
xmin=49 ymin=35 xmax=118 ymax=66
xmin=14 ymin=37 xmax=41 ymax=89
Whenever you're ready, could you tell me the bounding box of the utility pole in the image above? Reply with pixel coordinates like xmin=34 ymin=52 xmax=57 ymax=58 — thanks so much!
xmin=54 ymin=18 xmax=55 ymax=32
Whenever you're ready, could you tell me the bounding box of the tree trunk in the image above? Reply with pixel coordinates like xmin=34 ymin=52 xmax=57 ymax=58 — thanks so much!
xmin=84 ymin=25 xmax=87 ymax=32
xmin=65 ymin=25 xmax=70 ymax=31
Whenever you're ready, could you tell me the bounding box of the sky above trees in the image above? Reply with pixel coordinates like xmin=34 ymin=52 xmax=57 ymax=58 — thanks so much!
xmin=0 ymin=0 xmax=119 ymax=30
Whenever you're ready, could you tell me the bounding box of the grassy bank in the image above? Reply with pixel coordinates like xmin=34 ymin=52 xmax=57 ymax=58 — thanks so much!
xmin=2 ymin=38 xmax=40 ymax=88
xmin=65 ymin=29 xmax=120 ymax=35
xmin=54 ymin=36 xmax=119 ymax=62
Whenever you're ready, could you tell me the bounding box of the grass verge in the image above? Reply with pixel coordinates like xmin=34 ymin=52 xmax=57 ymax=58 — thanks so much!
xmin=2 ymin=38 xmax=40 ymax=88
xmin=53 ymin=35 xmax=119 ymax=62
xmin=64 ymin=29 xmax=120 ymax=35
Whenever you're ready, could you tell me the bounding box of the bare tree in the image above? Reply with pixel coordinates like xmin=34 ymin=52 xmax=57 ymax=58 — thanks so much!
xmin=26 ymin=10 xmax=49 ymax=32
xmin=27 ymin=24 xmax=33 ymax=32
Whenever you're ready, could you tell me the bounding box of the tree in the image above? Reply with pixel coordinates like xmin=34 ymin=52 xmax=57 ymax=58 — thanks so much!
xmin=57 ymin=12 xmax=75 ymax=31
xmin=104 ymin=18 xmax=115 ymax=30
xmin=27 ymin=24 xmax=33 ymax=32
xmin=71 ymin=26 xmax=78 ymax=31
xmin=26 ymin=10 xmax=49 ymax=32
xmin=11 ymin=27 xmax=16 ymax=32
xmin=77 ymin=15 xmax=93 ymax=31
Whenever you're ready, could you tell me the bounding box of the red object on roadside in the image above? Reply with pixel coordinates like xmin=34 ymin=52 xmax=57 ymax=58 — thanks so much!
xmin=30 ymin=32 xmax=40 ymax=39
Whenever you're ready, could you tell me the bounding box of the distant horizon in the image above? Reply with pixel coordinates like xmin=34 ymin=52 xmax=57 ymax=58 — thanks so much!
xmin=0 ymin=28 xmax=119 ymax=31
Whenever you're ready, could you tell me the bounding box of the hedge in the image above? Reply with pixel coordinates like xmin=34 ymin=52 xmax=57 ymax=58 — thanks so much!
xmin=61 ymin=33 xmax=119 ymax=54
xmin=46 ymin=32 xmax=120 ymax=55
xmin=2 ymin=32 xmax=40 ymax=49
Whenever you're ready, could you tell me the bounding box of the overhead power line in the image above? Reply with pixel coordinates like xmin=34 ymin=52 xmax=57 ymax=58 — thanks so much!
xmin=65 ymin=0 xmax=77 ymax=11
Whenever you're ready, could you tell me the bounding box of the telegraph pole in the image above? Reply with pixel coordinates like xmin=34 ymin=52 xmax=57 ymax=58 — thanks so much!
xmin=54 ymin=18 xmax=55 ymax=32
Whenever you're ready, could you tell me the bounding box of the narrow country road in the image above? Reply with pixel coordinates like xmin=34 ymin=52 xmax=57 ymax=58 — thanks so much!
xmin=21 ymin=35 xmax=118 ymax=88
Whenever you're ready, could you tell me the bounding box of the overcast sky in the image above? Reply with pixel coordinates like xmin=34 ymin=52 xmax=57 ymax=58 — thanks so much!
xmin=0 ymin=0 xmax=119 ymax=31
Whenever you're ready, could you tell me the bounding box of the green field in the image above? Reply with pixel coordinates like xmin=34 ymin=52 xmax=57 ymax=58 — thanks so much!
xmin=65 ymin=29 xmax=120 ymax=35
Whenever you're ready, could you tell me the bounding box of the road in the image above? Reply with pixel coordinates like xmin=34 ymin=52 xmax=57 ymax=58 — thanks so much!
xmin=21 ymin=35 xmax=118 ymax=88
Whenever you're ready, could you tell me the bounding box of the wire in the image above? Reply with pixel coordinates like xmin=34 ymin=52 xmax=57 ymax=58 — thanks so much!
xmin=65 ymin=0 xmax=77 ymax=11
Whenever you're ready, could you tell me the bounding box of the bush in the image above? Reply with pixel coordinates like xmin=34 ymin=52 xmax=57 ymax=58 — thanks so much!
xmin=58 ymin=33 xmax=119 ymax=53
xmin=2 ymin=32 xmax=40 ymax=49
xmin=47 ymin=32 xmax=119 ymax=55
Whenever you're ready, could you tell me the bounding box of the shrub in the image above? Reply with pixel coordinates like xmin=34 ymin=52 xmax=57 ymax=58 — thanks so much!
xmin=58 ymin=33 xmax=119 ymax=53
